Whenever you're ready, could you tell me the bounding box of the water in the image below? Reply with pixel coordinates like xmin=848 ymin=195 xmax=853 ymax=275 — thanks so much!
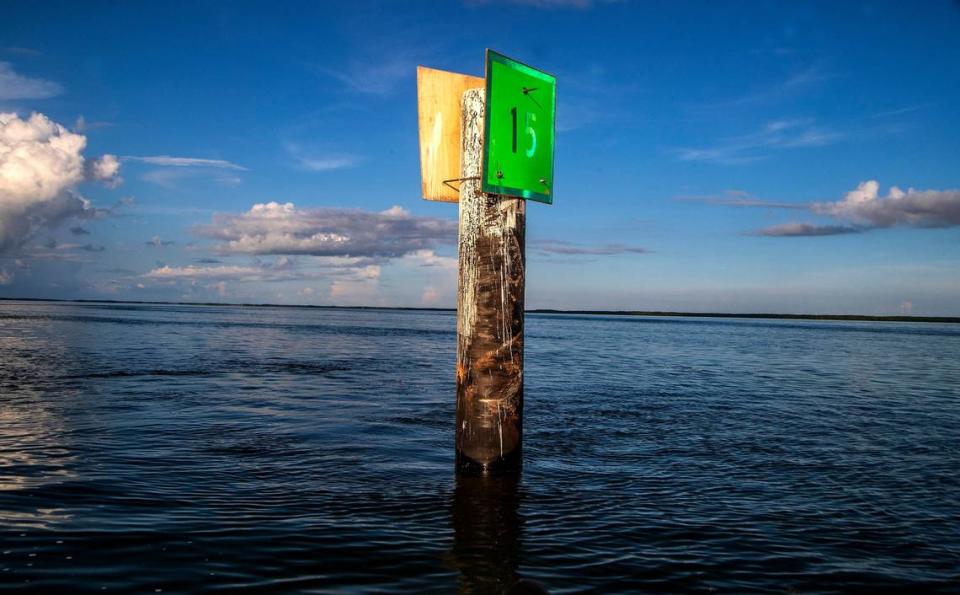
xmin=1 ymin=301 xmax=959 ymax=593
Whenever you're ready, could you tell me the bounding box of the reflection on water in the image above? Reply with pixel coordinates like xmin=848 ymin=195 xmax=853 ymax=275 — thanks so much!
xmin=0 ymin=327 xmax=77 ymax=528
xmin=449 ymin=473 xmax=534 ymax=594
xmin=1 ymin=301 xmax=959 ymax=592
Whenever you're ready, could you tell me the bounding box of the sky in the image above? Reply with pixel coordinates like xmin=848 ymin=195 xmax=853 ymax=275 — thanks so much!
xmin=1 ymin=0 xmax=958 ymax=315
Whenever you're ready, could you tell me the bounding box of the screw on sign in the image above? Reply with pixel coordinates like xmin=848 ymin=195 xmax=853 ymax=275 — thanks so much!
xmin=415 ymin=50 xmax=556 ymax=474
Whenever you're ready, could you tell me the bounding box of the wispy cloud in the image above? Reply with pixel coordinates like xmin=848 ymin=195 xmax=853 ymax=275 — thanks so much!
xmin=283 ymin=142 xmax=361 ymax=172
xmin=676 ymin=190 xmax=807 ymax=209
xmin=2 ymin=47 xmax=42 ymax=56
xmin=124 ymin=156 xmax=247 ymax=170
xmin=534 ymin=239 xmax=650 ymax=255
xmin=316 ymin=49 xmax=424 ymax=96
xmin=747 ymin=222 xmax=861 ymax=237
xmin=466 ymin=0 xmax=617 ymax=8
xmin=869 ymin=103 xmax=933 ymax=119
xmin=298 ymin=156 xmax=361 ymax=171
xmin=0 ymin=61 xmax=62 ymax=100
xmin=146 ymin=235 xmax=175 ymax=247
xmin=674 ymin=118 xmax=843 ymax=164
xmin=141 ymin=168 xmax=242 ymax=189
xmin=687 ymin=66 xmax=831 ymax=113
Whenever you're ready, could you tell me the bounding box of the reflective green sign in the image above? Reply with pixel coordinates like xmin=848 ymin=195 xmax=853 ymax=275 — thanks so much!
xmin=482 ymin=50 xmax=556 ymax=205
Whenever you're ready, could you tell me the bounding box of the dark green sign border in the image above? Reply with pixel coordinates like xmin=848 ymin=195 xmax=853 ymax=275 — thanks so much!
xmin=481 ymin=49 xmax=556 ymax=205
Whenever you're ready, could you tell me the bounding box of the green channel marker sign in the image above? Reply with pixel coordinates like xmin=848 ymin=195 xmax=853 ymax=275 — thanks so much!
xmin=482 ymin=50 xmax=556 ymax=204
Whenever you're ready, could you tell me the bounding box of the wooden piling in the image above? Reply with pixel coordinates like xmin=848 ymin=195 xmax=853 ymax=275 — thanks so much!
xmin=455 ymin=88 xmax=526 ymax=475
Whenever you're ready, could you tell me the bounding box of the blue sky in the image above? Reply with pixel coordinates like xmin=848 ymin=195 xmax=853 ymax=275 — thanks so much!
xmin=1 ymin=0 xmax=958 ymax=315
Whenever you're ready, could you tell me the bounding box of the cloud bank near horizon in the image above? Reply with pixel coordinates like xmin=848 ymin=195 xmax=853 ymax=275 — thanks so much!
xmin=194 ymin=202 xmax=458 ymax=258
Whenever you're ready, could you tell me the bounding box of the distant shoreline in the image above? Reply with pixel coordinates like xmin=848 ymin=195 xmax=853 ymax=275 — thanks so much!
xmin=2 ymin=296 xmax=957 ymax=324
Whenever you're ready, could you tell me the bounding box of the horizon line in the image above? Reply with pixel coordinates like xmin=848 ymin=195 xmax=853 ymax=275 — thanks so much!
xmin=0 ymin=296 xmax=957 ymax=324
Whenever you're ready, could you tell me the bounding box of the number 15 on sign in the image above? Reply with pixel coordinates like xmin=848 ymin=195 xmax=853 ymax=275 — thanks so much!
xmin=482 ymin=50 xmax=557 ymax=205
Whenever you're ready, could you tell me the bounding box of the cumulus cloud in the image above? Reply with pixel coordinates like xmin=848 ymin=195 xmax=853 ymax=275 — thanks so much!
xmin=0 ymin=112 xmax=120 ymax=252
xmin=84 ymin=154 xmax=122 ymax=187
xmin=749 ymin=180 xmax=960 ymax=237
xmin=812 ymin=180 xmax=960 ymax=228
xmin=194 ymin=202 xmax=457 ymax=257
xmin=0 ymin=62 xmax=62 ymax=100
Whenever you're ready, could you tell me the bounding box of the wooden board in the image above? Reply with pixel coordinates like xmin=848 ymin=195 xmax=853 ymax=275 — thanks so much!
xmin=417 ymin=66 xmax=484 ymax=202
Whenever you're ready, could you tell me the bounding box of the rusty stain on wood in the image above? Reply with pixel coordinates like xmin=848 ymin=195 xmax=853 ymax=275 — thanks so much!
xmin=456 ymin=88 xmax=525 ymax=474
xmin=416 ymin=66 xmax=485 ymax=202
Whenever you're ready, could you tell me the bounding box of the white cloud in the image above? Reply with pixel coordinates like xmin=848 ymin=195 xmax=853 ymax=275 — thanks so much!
xmin=748 ymin=180 xmax=960 ymax=237
xmin=194 ymin=202 xmax=457 ymax=258
xmin=296 ymin=155 xmax=360 ymax=171
xmin=124 ymin=156 xmax=246 ymax=170
xmin=144 ymin=262 xmax=299 ymax=283
xmin=400 ymin=249 xmax=458 ymax=268
xmin=329 ymin=265 xmax=381 ymax=303
xmin=0 ymin=112 xmax=120 ymax=252
xmin=139 ymin=255 xmax=385 ymax=298
xmin=85 ymin=154 xmax=121 ymax=187
xmin=145 ymin=264 xmax=263 ymax=280
xmin=813 ymin=180 xmax=960 ymax=228
xmin=0 ymin=62 xmax=62 ymax=100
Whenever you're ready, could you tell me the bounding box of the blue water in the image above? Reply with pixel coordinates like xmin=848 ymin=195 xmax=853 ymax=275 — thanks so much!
xmin=1 ymin=301 xmax=959 ymax=593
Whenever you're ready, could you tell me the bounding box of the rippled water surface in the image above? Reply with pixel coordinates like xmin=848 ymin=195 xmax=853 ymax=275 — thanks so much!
xmin=1 ymin=301 xmax=959 ymax=593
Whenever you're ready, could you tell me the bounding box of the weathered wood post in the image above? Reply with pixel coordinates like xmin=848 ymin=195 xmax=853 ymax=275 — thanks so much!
xmin=416 ymin=52 xmax=553 ymax=475
xmin=455 ymin=88 xmax=526 ymax=474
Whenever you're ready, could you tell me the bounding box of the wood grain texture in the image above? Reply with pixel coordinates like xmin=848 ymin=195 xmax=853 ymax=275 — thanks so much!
xmin=455 ymin=88 xmax=526 ymax=474
xmin=416 ymin=66 xmax=484 ymax=202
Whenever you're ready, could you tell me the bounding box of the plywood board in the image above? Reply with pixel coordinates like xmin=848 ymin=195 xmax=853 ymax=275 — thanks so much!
xmin=417 ymin=66 xmax=484 ymax=202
